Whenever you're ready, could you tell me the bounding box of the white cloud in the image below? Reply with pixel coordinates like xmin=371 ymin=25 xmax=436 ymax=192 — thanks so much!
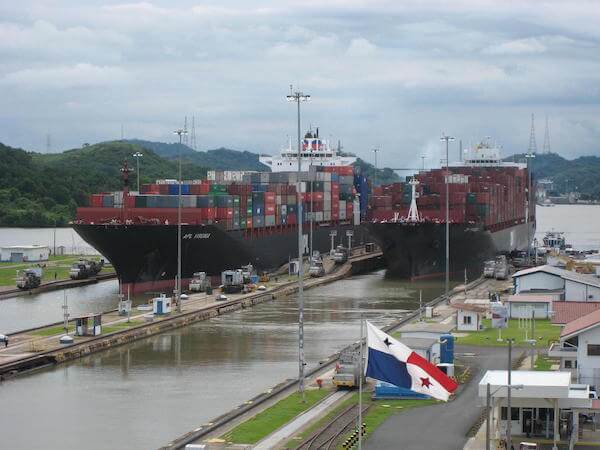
xmin=0 ymin=1 xmax=600 ymax=160
xmin=1 ymin=63 xmax=131 ymax=88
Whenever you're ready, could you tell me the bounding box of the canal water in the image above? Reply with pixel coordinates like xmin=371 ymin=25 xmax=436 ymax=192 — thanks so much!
xmin=0 ymin=271 xmax=445 ymax=450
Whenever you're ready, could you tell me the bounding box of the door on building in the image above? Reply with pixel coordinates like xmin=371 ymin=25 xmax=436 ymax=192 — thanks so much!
xmin=10 ymin=252 xmax=23 ymax=262
xmin=522 ymin=408 xmax=534 ymax=436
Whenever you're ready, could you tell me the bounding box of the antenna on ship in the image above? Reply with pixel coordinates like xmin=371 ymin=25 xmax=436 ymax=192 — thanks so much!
xmin=406 ymin=177 xmax=420 ymax=222
xmin=528 ymin=113 xmax=538 ymax=155
xmin=543 ymin=115 xmax=551 ymax=154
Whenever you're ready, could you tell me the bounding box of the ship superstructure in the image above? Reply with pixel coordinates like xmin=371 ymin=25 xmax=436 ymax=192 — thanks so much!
xmin=260 ymin=129 xmax=356 ymax=172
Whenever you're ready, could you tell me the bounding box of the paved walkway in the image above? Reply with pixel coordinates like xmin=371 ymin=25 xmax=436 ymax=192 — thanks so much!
xmin=253 ymin=390 xmax=348 ymax=450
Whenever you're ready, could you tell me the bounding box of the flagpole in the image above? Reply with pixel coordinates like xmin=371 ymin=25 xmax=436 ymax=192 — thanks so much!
xmin=358 ymin=314 xmax=364 ymax=450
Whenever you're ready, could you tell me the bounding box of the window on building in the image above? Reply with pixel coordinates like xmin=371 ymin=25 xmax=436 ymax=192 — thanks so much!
xmin=588 ymin=345 xmax=600 ymax=356
xmin=500 ymin=407 xmax=520 ymax=421
xmin=565 ymin=360 xmax=572 ymax=368
xmin=463 ymin=315 xmax=472 ymax=325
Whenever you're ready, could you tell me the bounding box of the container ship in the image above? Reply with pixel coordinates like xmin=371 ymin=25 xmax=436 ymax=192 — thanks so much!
xmin=367 ymin=140 xmax=535 ymax=279
xmin=73 ymin=130 xmax=370 ymax=294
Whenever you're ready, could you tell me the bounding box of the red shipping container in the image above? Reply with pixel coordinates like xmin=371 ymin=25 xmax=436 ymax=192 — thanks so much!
xmin=265 ymin=192 xmax=276 ymax=204
xmin=265 ymin=205 xmax=276 ymax=215
xmin=126 ymin=196 xmax=135 ymax=208
xmin=216 ymin=207 xmax=233 ymax=219
xmin=332 ymin=210 xmax=339 ymax=220
xmin=287 ymin=213 xmax=297 ymax=224
xmin=90 ymin=194 xmax=103 ymax=207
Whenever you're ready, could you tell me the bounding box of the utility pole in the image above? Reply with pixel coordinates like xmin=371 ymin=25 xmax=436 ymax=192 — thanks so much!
xmin=507 ymin=339 xmax=513 ymax=450
xmin=421 ymin=155 xmax=426 ymax=171
xmin=173 ymin=128 xmax=187 ymax=313
xmin=373 ymin=148 xmax=379 ymax=170
xmin=287 ymin=85 xmax=310 ymax=401
xmin=133 ymin=151 xmax=143 ymax=193
xmin=440 ymin=134 xmax=455 ymax=299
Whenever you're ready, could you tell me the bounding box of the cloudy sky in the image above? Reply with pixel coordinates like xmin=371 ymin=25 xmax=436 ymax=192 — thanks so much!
xmin=1 ymin=0 xmax=600 ymax=168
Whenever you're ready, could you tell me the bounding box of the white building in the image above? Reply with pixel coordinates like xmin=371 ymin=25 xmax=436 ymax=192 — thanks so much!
xmin=0 ymin=245 xmax=50 ymax=262
xmin=478 ymin=370 xmax=593 ymax=448
xmin=506 ymin=294 xmax=554 ymax=319
xmin=513 ymin=265 xmax=600 ymax=301
xmin=398 ymin=322 xmax=454 ymax=340
xmin=398 ymin=337 xmax=440 ymax=363
xmin=452 ymin=303 xmax=486 ymax=331
xmin=549 ymin=309 xmax=600 ymax=387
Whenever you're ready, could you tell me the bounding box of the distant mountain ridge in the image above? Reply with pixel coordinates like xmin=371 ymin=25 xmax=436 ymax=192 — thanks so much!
xmin=127 ymin=139 xmax=269 ymax=171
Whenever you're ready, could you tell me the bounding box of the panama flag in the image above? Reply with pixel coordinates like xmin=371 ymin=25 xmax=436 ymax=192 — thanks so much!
xmin=365 ymin=321 xmax=458 ymax=401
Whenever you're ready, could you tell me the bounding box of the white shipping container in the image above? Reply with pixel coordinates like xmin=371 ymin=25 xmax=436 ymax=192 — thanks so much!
xmin=339 ymin=200 xmax=346 ymax=210
xmin=339 ymin=209 xmax=347 ymax=220
xmin=315 ymin=212 xmax=324 ymax=221
xmin=324 ymin=211 xmax=331 ymax=221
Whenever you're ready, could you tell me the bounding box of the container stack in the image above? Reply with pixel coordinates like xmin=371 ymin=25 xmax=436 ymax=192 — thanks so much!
xmin=82 ymin=168 xmax=361 ymax=230
xmin=368 ymin=166 xmax=529 ymax=226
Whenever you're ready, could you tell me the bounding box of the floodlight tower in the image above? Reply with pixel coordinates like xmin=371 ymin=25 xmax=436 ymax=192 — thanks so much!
xmin=440 ymin=134 xmax=455 ymax=299
xmin=173 ymin=128 xmax=188 ymax=313
xmin=286 ymin=85 xmax=310 ymax=402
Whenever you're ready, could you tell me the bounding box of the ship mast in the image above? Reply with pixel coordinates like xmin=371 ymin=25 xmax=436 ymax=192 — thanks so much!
xmin=120 ymin=160 xmax=132 ymax=222
xmin=406 ymin=177 xmax=420 ymax=222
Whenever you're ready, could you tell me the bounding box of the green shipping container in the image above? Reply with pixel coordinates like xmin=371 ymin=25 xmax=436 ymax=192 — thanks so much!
xmin=210 ymin=184 xmax=227 ymax=193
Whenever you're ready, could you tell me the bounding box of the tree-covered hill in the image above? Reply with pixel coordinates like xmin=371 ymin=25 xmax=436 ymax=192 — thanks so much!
xmin=508 ymin=152 xmax=600 ymax=199
xmin=127 ymin=139 xmax=269 ymax=171
xmin=0 ymin=141 xmax=207 ymax=227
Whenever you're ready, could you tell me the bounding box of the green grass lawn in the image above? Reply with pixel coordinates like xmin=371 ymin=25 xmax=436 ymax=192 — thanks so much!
xmin=222 ymin=389 xmax=330 ymax=444
xmin=30 ymin=324 xmax=75 ymax=336
xmin=0 ymin=255 xmax=113 ymax=287
xmin=534 ymin=355 xmax=558 ymax=371
xmin=102 ymin=320 xmax=143 ymax=334
xmin=454 ymin=319 xmax=560 ymax=347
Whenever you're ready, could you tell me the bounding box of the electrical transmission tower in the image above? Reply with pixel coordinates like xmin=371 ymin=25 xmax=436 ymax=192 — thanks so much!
xmin=182 ymin=116 xmax=189 ymax=146
xmin=191 ymin=116 xmax=197 ymax=150
xmin=542 ymin=115 xmax=551 ymax=154
xmin=528 ymin=113 xmax=538 ymax=155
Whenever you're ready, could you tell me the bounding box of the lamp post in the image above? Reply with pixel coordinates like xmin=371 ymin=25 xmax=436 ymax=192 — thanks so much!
xmin=440 ymin=134 xmax=455 ymax=299
xmin=173 ymin=128 xmax=187 ymax=313
xmin=525 ymin=152 xmax=535 ymax=264
xmin=133 ymin=151 xmax=143 ymax=193
xmin=287 ymin=85 xmax=310 ymax=401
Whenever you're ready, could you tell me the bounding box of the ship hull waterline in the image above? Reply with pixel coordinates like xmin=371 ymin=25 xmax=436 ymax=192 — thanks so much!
xmin=73 ymin=223 xmax=365 ymax=295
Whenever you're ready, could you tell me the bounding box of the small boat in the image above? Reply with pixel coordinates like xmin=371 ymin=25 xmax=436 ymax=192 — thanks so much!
xmin=216 ymin=294 xmax=228 ymax=301
xmin=257 ymin=285 xmax=267 ymax=291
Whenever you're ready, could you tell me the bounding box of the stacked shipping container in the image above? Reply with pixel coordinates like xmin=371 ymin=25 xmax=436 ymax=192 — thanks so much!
xmin=369 ymin=166 xmax=532 ymax=229
xmin=83 ymin=168 xmax=361 ymax=231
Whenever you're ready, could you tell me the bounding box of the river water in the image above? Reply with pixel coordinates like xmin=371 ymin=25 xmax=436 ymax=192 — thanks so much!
xmin=0 ymin=204 xmax=597 ymax=449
